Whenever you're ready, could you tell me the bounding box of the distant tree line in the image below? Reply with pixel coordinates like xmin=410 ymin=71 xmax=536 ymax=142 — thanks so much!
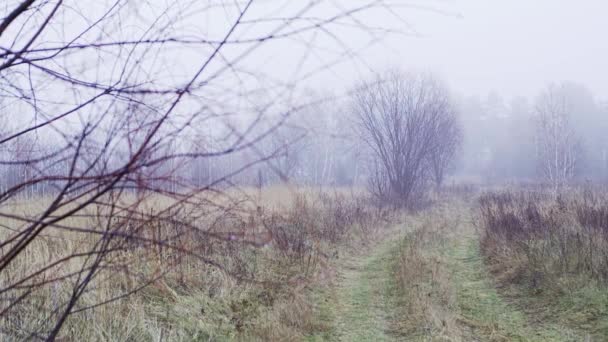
xmin=457 ymin=82 xmax=608 ymax=187
xmin=3 ymin=76 xmax=605 ymax=202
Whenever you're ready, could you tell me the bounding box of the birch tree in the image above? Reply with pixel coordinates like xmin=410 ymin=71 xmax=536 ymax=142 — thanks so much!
xmin=534 ymin=84 xmax=583 ymax=193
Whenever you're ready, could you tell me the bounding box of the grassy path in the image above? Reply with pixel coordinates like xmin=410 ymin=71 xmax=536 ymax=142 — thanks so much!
xmin=446 ymin=232 xmax=584 ymax=341
xmin=331 ymin=241 xmax=397 ymax=341
xmin=308 ymin=217 xmax=590 ymax=341
xmin=307 ymin=234 xmax=400 ymax=341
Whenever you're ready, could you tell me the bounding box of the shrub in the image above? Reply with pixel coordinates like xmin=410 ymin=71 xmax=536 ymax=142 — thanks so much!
xmin=477 ymin=189 xmax=608 ymax=288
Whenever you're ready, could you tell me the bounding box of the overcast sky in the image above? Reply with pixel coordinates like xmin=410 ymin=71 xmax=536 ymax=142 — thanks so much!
xmin=303 ymin=0 xmax=608 ymax=101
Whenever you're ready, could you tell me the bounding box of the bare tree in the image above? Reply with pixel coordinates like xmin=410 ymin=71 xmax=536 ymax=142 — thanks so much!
xmin=534 ymin=84 xmax=583 ymax=194
xmin=266 ymin=122 xmax=307 ymax=182
xmin=429 ymin=109 xmax=462 ymax=189
xmin=353 ymin=70 xmax=459 ymax=207
xmin=0 ymin=1 xmax=410 ymax=339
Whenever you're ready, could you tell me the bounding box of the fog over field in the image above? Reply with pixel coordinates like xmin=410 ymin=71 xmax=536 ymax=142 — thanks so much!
xmin=1 ymin=1 xmax=608 ymax=341
xmin=263 ymin=1 xmax=608 ymax=99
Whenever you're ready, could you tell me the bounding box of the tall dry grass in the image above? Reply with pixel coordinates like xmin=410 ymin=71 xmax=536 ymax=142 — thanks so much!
xmin=476 ymin=188 xmax=608 ymax=339
xmin=0 ymin=186 xmax=388 ymax=341
xmin=478 ymin=189 xmax=608 ymax=286
xmin=391 ymin=203 xmax=462 ymax=339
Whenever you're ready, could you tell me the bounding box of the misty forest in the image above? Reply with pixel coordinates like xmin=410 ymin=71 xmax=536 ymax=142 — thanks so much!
xmin=2 ymin=1 xmax=608 ymax=341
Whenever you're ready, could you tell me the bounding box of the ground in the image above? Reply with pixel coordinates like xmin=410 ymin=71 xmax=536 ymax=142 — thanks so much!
xmin=447 ymin=235 xmax=582 ymax=341
xmin=306 ymin=209 xmax=595 ymax=341
xmin=307 ymin=227 xmax=402 ymax=341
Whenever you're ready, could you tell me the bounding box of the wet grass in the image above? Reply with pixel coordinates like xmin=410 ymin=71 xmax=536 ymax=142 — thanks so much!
xmin=307 ymin=227 xmax=403 ymax=342
xmin=447 ymin=236 xmax=583 ymax=341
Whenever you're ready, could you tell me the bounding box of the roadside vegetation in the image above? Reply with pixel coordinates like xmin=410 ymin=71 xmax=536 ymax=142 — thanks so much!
xmin=478 ymin=188 xmax=608 ymax=340
xmin=1 ymin=187 xmax=392 ymax=341
xmin=390 ymin=202 xmax=460 ymax=340
xmin=384 ymin=191 xmax=603 ymax=341
xmin=5 ymin=184 xmax=608 ymax=341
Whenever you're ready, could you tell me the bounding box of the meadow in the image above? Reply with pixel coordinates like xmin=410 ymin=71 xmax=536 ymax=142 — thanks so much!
xmin=1 ymin=186 xmax=390 ymax=341
xmin=3 ymin=185 xmax=608 ymax=341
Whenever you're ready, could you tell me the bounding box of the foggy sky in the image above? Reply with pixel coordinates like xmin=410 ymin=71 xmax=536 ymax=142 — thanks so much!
xmin=305 ymin=1 xmax=608 ymax=102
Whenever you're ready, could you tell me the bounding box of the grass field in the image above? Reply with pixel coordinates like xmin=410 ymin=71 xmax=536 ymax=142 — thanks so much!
xmin=0 ymin=186 xmax=387 ymax=341
xmin=3 ymin=186 xmax=608 ymax=341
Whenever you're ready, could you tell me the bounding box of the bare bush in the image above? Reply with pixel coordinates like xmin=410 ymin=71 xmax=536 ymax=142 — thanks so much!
xmin=429 ymin=111 xmax=463 ymax=189
xmin=263 ymin=191 xmax=381 ymax=263
xmin=353 ymin=70 xmax=461 ymax=208
xmin=478 ymin=189 xmax=608 ymax=289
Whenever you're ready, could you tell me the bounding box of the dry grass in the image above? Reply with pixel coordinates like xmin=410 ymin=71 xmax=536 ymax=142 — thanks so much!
xmin=390 ymin=203 xmax=462 ymax=340
xmin=478 ymin=189 xmax=608 ymax=286
xmin=477 ymin=188 xmax=608 ymax=339
xmin=0 ymin=186 xmax=387 ymax=341
xmin=390 ymin=194 xmax=591 ymax=341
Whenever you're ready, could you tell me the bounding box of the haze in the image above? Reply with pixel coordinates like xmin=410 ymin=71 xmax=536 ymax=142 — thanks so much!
xmin=2 ymin=1 xmax=608 ymax=340
xmin=306 ymin=0 xmax=608 ymax=101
